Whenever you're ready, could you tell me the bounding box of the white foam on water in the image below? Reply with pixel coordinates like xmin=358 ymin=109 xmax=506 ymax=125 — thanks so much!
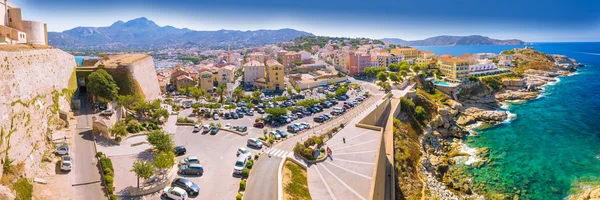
xmin=502 ymin=111 xmax=517 ymax=123
xmin=567 ymin=71 xmax=579 ymax=76
xmin=453 ymin=141 xmax=481 ymax=165
xmin=500 ymin=102 xmax=509 ymax=109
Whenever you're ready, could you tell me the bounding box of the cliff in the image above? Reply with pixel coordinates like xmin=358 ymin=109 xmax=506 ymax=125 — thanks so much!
xmin=0 ymin=47 xmax=77 ymax=197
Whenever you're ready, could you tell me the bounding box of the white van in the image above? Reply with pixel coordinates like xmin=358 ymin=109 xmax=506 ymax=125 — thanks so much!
xmin=333 ymin=107 xmax=344 ymax=114
xmin=233 ymin=154 xmax=249 ymax=174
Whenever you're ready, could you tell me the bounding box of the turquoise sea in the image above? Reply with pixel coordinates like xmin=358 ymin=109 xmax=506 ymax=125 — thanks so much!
xmin=421 ymin=43 xmax=600 ymax=199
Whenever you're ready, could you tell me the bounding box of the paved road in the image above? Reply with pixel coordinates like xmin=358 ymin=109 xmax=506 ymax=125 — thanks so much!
xmin=73 ymin=96 xmax=106 ymax=200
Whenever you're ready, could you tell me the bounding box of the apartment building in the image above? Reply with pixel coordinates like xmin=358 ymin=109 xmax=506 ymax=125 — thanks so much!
xmin=198 ymin=71 xmax=215 ymax=92
xmin=282 ymin=51 xmax=301 ymax=69
xmin=0 ymin=0 xmax=47 ymax=45
xmin=216 ymin=65 xmax=237 ymax=84
xmin=391 ymin=47 xmax=419 ymax=59
xmin=243 ymin=60 xmax=265 ymax=85
xmin=348 ymin=52 xmax=371 ymax=76
xmin=247 ymin=52 xmax=266 ymax=64
xmin=255 ymin=59 xmax=285 ymax=91
xmin=437 ymin=57 xmax=470 ymax=82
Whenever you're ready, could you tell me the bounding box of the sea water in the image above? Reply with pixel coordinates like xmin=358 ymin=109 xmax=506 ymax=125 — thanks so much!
xmin=425 ymin=43 xmax=600 ymax=199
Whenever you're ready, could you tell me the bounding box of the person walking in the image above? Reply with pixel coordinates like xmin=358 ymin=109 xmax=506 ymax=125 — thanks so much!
xmin=343 ymin=137 xmax=346 ymax=143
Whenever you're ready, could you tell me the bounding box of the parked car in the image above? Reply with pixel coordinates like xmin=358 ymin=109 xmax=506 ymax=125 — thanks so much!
xmin=163 ymin=186 xmax=189 ymax=200
xmin=193 ymin=125 xmax=202 ymax=132
xmin=55 ymin=145 xmax=69 ymax=155
xmin=237 ymin=112 xmax=244 ymax=118
xmin=247 ymin=138 xmax=263 ymax=148
xmin=303 ymin=110 xmax=312 ymax=115
xmin=213 ymin=114 xmax=219 ymax=120
xmin=276 ymin=130 xmax=288 ymax=138
xmin=225 ymin=123 xmax=232 ymax=129
xmin=257 ymin=109 xmax=265 ymax=114
xmin=294 ymin=123 xmax=304 ymax=131
xmin=237 ymin=147 xmax=251 ymax=158
xmin=246 ymin=111 xmax=254 ymax=116
xmin=231 ymin=112 xmax=239 ymax=119
xmin=171 ymin=178 xmax=200 ymax=196
xmin=61 ymin=155 xmax=72 ymax=171
xmin=178 ymin=164 xmax=204 ymax=175
xmin=174 ymin=146 xmax=187 ymax=156
xmin=270 ymin=131 xmax=282 ymax=140
xmin=179 ymin=156 xmax=200 ymax=166
xmin=237 ymin=126 xmax=248 ymax=132
xmin=287 ymin=125 xmax=299 ymax=133
xmin=300 ymin=122 xmax=311 ymax=129
xmin=233 ymin=155 xmax=249 ymax=175
xmin=296 ymin=113 xmax=304 ymax=118
xmin=100 ymin=109 xmax=114 ymax=116
xmin=210 ymin=126 xmax=219 ymax=134
xmin=203 ymin=125 xmax=210 ymax=133
xmin=324 ymin=114 xmax=333 ymax=120
xmin=321 ymin=114 xmax=330 ymax=120
xmin=314 ymin=116 xmax=325 ymax=123
xmin=343 ymin=104 xmax=351 ymax=109
xmin=253 ymin=122 xmax=265 ymax=128
xmin=224 ymin=113 xmax=231 ymax=119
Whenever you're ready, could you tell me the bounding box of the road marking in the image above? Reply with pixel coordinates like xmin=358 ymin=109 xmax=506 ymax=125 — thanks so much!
xmin=314 ymin=164 xmax=337 ymax=200
xmin=286 ymin=152 xmax=294 ymax=157
xmin=325 ymin=160 xmax=372 ymax=180
xmin=334 ymin=139 xmax=379 ymax=151
xmin=330 ymin=158 xmax=375 ymax=165
xmin=328 ymin=130 xmax=373 ymax=147
xmin=319 ymin=162 xmax=366 ymax=200
xmin=333 ymin=150 xmax=378 ymax=156
xmin=277 ymin=150 xmax=286 ymax=157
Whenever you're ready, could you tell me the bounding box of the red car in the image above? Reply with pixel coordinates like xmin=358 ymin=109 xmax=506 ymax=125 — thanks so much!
xmin=343 ymin=104 xmax=351 ymax=109
xmin=253 ymin=122 xmax=265 ymax=128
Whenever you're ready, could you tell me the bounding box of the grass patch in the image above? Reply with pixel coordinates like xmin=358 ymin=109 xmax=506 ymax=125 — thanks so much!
xmin=282 ymin=161 xmax=311 ymax=200
xmin=417 ymin=88 xmax=446 ymax=103
xmin=14 ymin=178 xmax=32 ymax=200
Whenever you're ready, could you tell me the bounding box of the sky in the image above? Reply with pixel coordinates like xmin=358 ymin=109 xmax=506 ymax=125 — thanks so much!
xmin=14 ymin=0 xmax=600 ymax=42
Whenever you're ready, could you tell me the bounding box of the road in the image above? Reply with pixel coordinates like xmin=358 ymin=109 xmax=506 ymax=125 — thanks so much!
xmin=72 ymin=96 xmax=106 ymax=200
xmin=244 ymin=79 xmax=383 ymax=200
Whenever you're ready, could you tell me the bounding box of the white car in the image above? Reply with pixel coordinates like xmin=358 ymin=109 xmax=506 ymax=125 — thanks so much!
xmin=61 ymin=155 xmax=72 ymax=171
xmin=100 ymin=109 xmax=114 ymax=116
xmin=55 ymin=145 xmax=69 ymax=155
xmin=193 ymin=125 xmax=201 ymax=132
xmin=233 ymin=155 xmax=248 ymax=175
xmin=300 ymin=122 xmax=311 ymax=129
xmin=179 ymin=156 xmax=200 ymax=166
xmin=213 ymin=114 xmax=219 ymax=120
xmin=163 ymin=186 xmax=188 ymax=200
xmin=236 ymin=147 xmax=251 ymax=158
xmin=225 ymin=123 xmax=232 ymax=130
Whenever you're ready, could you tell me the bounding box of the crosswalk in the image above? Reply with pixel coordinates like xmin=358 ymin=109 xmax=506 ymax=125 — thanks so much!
xmin=265 ymin=148 xmax=293 ymax=158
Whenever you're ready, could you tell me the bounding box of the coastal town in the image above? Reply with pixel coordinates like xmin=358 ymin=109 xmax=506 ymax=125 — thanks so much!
xmin=0 ymin=0 xmax=599 ymax=200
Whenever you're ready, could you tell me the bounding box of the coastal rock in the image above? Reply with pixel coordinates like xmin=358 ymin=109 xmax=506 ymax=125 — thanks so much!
xmin=552 ymin=54 xmax=578 ymax=71
xmin=495 ymin=90 xmax=538 ymax=101
xmin=570 ymin=185 xmax=600 ymax=200
xmin=457 ymin=107 xmax=507 ymax=125
xmin=446 ymin=99 xmax=464 ymax=111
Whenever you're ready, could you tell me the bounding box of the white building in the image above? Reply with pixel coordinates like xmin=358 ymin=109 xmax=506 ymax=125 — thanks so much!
xmin=217 ymin=65 xmax=237 ymax=84
xmin=0 ymin=0 xmax=47 ymax=45
xmin=299 ymin=50 xmax=312 ymax=61
xmin=243 ymin=60 xmax=265 ymax=85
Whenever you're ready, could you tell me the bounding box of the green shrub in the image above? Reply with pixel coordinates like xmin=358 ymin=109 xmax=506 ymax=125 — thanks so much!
xmin=303 ymin=148 xmax=314 ymax=160
xmin=96 ymin=152 xmax=104 ymax=158
xmin=320 ymin=147 xmax=325 ymax=153
xmin=115 ymin=136 xmax=122 ymax=142
xmin=241 ymin=168 xmax=250 ymax=179
xmin=109 ymin=194 xmax=117 ymax=200
xmin=254 ymin=154 xmax=260 ymax=160
xmin=104 ymin=175 xmax=114 ymax=185
xmin=415 ymin=106 xmax=427 ymax=121
xmin=177 ymin=117 xmax=195 ymax=123
xmin=236 ymin=193 xmax=243 ymax=200
xmin=14 ymin=178 xmax=32 ymax=200
xmin=247 ymin=159 xmax=254 ymax=169
xmin=239 ymin=180 xmax=247 ymax=191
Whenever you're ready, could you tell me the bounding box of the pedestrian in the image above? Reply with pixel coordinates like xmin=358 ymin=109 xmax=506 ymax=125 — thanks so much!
xmin=343 ymin=137 xmax=346 ymax=143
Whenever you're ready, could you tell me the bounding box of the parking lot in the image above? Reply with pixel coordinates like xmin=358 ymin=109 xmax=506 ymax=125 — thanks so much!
xmin=166 ymin=88 xmax=368 ymax=199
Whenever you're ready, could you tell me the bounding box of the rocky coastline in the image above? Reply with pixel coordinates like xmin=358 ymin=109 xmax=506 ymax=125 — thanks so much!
xmin=413 ymin=48 xmax=585 ymax=199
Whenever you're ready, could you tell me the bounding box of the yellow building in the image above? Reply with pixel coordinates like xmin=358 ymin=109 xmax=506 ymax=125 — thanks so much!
xmin=390 ymin=47 xmax=418 ymax=59
xmin=415 ymin=58 xmax=433 ymax=67
xmin=437 ymin=57 xmax=469 ymax=82
xmin=255 ymin=59 xmax=285 ymax=91
xmin=198 ymin=71 xmax=215 ymax=92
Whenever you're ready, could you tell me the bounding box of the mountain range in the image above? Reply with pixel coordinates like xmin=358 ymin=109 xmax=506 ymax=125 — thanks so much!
xmin=48 ymin=17 xmax=313 ymax=51
xmin=380 ymin=35 xmax=526 ymax=46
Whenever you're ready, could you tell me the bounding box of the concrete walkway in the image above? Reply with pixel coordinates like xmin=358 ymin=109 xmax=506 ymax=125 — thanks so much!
xmin=306 ymin=98 xmax=383 ymax=200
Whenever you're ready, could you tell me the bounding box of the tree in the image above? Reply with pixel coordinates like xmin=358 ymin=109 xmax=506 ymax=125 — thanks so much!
xmin=252 ymin=90 xmax=262 ymax=101
xmin=216 ymin=83 xmax=227 ymax=102
xmin=151 ymin=108 xmax=169 ymax=123
xmin=246 ymin=103 xmax=255 ymax=109
xmin=294 ymin=87 xmax=302 ymax=93
xmin=411 ymin=65 xmax=422 ymax=74
xmin=189 ymin=87 xmax=206 ymax=102
xmin=265 ymin=108 xmax=288 ymax=117
xmin=147 ymin=130 xmax=174 ymax=153
xmin=286 ymin=87 xmax=293 ymax=96
xmin=400 ymin=70 xmax=408 ymax=77
xmin=295 ymin=61 xmax=304 ymax=66
xmin=110 ymin=120 xmax=128 ymax=137
xmin=87 ymin=69 xmax=119 ymax=102
xmin=117 ymin=95 xmax=137 ymax=110
xmin=389 ymin=73 xmax=400 ymax=84
xmin=232 ymin=87 xmax=244 ymax=102
xmin=335 ymin=87 xmax=349 ymax=96
xmin=377 ymin=71 xmax=388 ymax=82
xmin=177 ymin=87 xmax=188 ymax=96
xmin=415 ymin=106 xmax=427 ymax=121
xmin=131 ymin=160 xmax=155 ymax=189
xmin=388 ymin=63 xmax=401 ymax=72
xmin=153 ymin=151 xmax=175 ymax=174
xmin=399 ymin=60 xmax=410 ymax=72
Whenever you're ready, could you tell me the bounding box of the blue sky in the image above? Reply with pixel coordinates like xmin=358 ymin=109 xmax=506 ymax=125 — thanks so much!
xmin=15 ymin=0 xmax=600 ymax=42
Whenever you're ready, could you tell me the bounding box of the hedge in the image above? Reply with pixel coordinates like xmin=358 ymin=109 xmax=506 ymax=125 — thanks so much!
xmin=99 ymin=157 xmax=116 ymax=197
xmin=239 ymin=180 xmax=246 ymax=191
